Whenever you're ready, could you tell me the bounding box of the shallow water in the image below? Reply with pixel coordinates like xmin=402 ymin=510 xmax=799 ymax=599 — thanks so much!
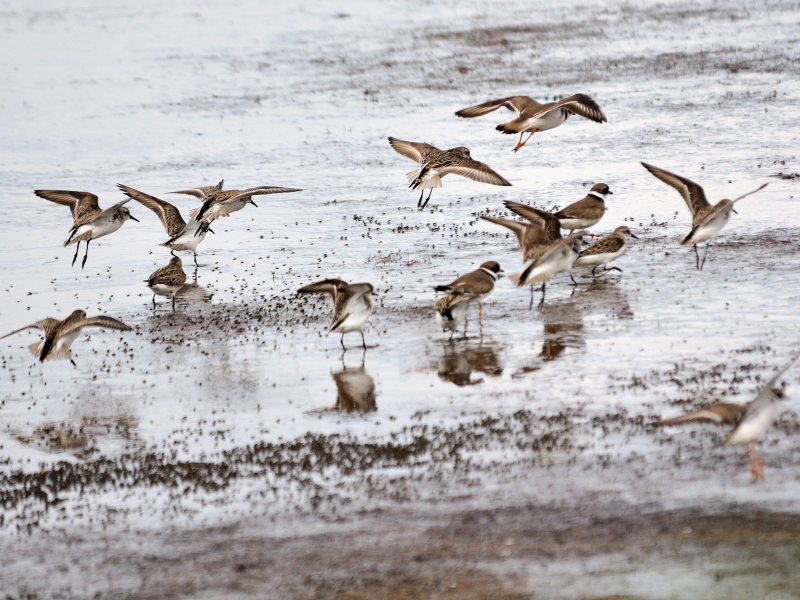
xmin=1 ymin=0 xmax=800 ymax=597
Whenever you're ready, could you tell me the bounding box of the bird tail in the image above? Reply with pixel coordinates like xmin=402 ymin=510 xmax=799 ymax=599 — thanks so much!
xmin=190 ymin=204 xmax=229 ymax=221
xmin=496 ymin=118 xmax=529 ymax=134
xmin=64 ymin=230 xmax=92 ymax=247
xmin=28 ymin=341 xmax=71 ymax=361
xmin=406 ymin=169 xmax=442 ymax=190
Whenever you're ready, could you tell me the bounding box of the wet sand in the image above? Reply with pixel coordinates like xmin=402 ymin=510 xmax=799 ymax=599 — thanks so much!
xmin=2 ymin=0 xmax=800 ymax=597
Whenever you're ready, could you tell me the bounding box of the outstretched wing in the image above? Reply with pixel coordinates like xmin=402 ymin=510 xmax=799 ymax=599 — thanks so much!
xmin=388 ymin=137 xmax=439 ymax=164
xmin=168 ymin=182 xmax=223 ymax=200
xmin=226 ymin=186 xmax=303 ymax=202
xmin=34 ymin=190 xmax=100 ymax=223
xmin=660 ymin=403 xmax=746 ymax=426
xmin=61 ymin=316 xmax=132 ymax=337
xmin=118 ymin=184 xmax=186 ymax=236
xmin=455 ymin=96 xmax=535 ymax=118
xmin=297 ymin=279 xmax=350 ymax=298
xmin=525 ymin=94 xmax=606 ymax=122
xmin=440 ymin=159 xmax=511 ymax=186
xmin=0 ymin=318 xmax=60 ymax=340
xmin=642 ymin=162 xmax=710 ymax=216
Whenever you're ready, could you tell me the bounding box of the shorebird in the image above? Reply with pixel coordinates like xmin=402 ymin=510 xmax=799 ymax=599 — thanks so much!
xmin=641 ymin=163 xmax=768 ymax=270
xmin=552 ymin=183 xmax=612 ymax=230
xmin=297 ymin=279 xmax=374 ymax=349
xmin=574 ymin=226 xmax=638 ymax=277
xmin=0 ymin=309 xmax=132 ymax=365
xmin=117 ymin=184 xmax=213 ymax=267
xmin=145 ymin=256 xmax=187 ymax=310
xmin=455 ymin=94 xmax=606 ymax=152
xmin=661 ymin=359 xmax=795 ymax=481
xmin=434 ymin=261 xmax=503 ymax=336
xmin=169 ymin=179 xmax=302 ymax=222
xmin=483 ymin=201 xmax=563 ymax=260
xmin=388 ymin=137 xmax=511 ymax=209
xmin=34 ymin=190 xmax=139 ymax=268
xmin=510 ymin=231 xmax=585 ymax=310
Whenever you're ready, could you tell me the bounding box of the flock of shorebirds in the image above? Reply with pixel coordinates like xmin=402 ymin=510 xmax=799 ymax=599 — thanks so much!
xmin=2 ymin=92 xmax=789 ymax=481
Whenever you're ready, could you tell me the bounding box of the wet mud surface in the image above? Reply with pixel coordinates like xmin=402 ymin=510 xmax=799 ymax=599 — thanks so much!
xmin=2 ymin=0 xmax=800 ymax=597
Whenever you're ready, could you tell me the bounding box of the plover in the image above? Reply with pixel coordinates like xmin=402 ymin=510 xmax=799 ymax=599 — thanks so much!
xmin=553 ymin=183 xmax=612 ymax=230
xmin=388 ymin=137 xmax=511 ymax=209
xmin=434 ymin=261 xmax=503 ymax=334
xmin=169 ymin=179 xmax=302 ymax=222
xmin=145 ymin=256 xmax=187 ymax=310
xmin=34 ymin=190 xmax=139 ymax=268
xmin=641 ymin=163 xmax=768 ymax=270
xmin=0 ymin=309 xmax=132 ymax=365
xmin=574 ymin=226 xmax=638 ymax=277
xmin=455 ymin=94 xmax=606 ymax=152
xmin=510 ymin=231 xmax=585 ymax=309
xmin=297 ymin=279 xmax=374 ymax=349
xmin=117 ymin=184 xmax=214 ymax=267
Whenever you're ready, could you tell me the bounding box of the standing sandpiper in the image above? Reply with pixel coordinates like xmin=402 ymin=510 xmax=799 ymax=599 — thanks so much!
xmin=574 ymin=226 xmax=638 ymax=277
xmin=35 ymin=190 xmax=139 ymax=268
xmin=641 ymin=163 xmax=767 ymax=270
xmin=297 ymin=279 xmax=375 ymax=349
xmin=145 ymin=256 xmax=187 ymax=310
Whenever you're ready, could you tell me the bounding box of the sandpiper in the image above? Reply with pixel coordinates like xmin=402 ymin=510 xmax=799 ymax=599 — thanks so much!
xmin=0 ymin=309 xmax=132 ymax=365
xmin=574 ymin=226 xmax=638 ymax=277
xmin=482 ymin=202 xmax=563 ymax=262
xmin=145 ymin=256 xmax=187 ymax=310
xmin=34 ymin=190 xmax=139 ymax=268
xmin=434 ymin=261 xmax=503 ymax=335
xmin=117 ymin=184 xmax=213 ymax=267
xmin=435 ymin=295 xmax=470 ymax=340
xmin=455 ymin=94 xmax=606 ymax=152
xmin=169 ymin=179 xmax=302 ymax=222
xmin=510 ymin=231 xmax=585 ymax=309
xmin=388 ymin=137 xmax=511 ymax=209
xmin=553 ymin=183 xmax=612 ymax=230
xmin=641 ymin=163 xmax=767 ymax=270
xmin=297 ymin=279 xmax=374 ymax=349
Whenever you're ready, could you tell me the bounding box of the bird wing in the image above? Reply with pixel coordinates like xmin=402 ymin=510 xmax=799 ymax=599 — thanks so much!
xmin=524 ymin=94 xmax=606 ymax=122
xmin=168 ymin=185 xmax=221 ymax=200
xmin=436 ymin=293 xmax=468 ymax=314
xmin=740 ymin=358 xmax=798 ymax=420
xmin=0 ymin=318 xmax=60 ymax=340
xmin=329 ymin=284 xmax=372 ymax=331
xmin=439 ymin=159 xmax=511 ymax=186
xmin=297 ymin=279 xmax=350 ymax=300
xmin=388 ymin=137 xmax=439 ymax=164
xmin=58 ymin=316 xmax=133 ymax=337
xmin=455 ymin=96 xmax=535 ymax=118
xmin=660 ymin=403 xmax=746 ymax=426
xmin=517 ymin=231 xmax=583 ymax=285
xmin=580 ymin=234 xmax=624 ymax=256
xmin=225 ymin=186 xmax=303 ymax=202
xmin=117 ymin=184 xmax=186 ymax=235
xmin=504 ymin=201 xmax=560 ymax=230
xmin=641 ymin=162 xmax=710 ymax=216
xmin=480 ymin=216 xmax=528 ymax=246
xmin=34 ymin=190 xmax=101 ymax=223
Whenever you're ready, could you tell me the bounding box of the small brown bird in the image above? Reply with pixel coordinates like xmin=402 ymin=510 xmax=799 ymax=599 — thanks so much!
xmin=434 ymin=261 xmax=503 ymax=335
xmin=34 ymin=190 xmax=139 ymax=268
xmin=169 ymin=179 xmax=302 ymax=222
xmin=641 ymin=163 xmax=767 ymax=270
xmin=574 ymin=226 xmax=638 ymax=277
xmin=145 ymin=256 xmax=188 ymax=310
xmin=0 ymin=309 xmax=132 ymax=365
xmin=510 ymin=232 xmax=585 ymax=310
xmin=455 ymin=94 xmax=606 ymax=152
xmin=118 ymin=184 xmax=214 ymax=267
xmin=552 ymin=183 xmax=612 ymax=230
xmin=482 ymin=201 xmax=563 ymax=262
xmin=388 ymin=137 xmax=511 ymax=209
xmin=297 ymin=279 xmax=374 ymax=349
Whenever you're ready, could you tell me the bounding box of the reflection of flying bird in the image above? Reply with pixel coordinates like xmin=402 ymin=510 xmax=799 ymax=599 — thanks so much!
xmin=455 ymin=94 xmax=606 ymax=152
xmin=434 ymin=261 xmax=502 ymax=334
xmin=388 ymin=137 xmax=511 ymax=209
xmin=117 ymin=184 xmax=213 ymax=267
xmin=34 ymin=189 xmax=139 ymax=268
xmin=297 ymin=279 xmax=374 ymax=349
xmin=0 ymin=309 xmax=132 ymax=365
xmin=169 ymin=179 xmax=302 ymax=222
xmin=661 ymin=359 xmax=795 ymax=481
xmin=145 ymin=256 xmax=187 ymax=310
xmin=332 ymin=363 xmax=377 ymax=412
xmin=641 ymin=163 xmax=767 ymax=270
xmin=574 ymin=226 xmax=638 ymax=277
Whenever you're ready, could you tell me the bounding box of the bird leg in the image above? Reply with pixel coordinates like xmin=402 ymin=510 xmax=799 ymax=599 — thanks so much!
xmin=172 ymin=295 xmax=176 ymax=311
xmin=700 ymin=242 xmax=712 ymax=271
xmin=479 ymin=304 xmax=483 ymax=327
xmin=537 ymin=283 xmax=546 ymax=311
xmin=420 ymin=189 xmax=433 ymax=210
xmin=70 ymin=358 xmax=77 ymax=368
xmin=340 ymin=334 xmax=346 ymax=350
xmin=360 ymin=331 xmax=366 ymax=349
xmin=152 ymin=295 xmax=156 ymax=310
xmin=81 ymin=240 xmax=90 ymax=269
xmin=569 ymin=272 xmax=579 ymax=286
xmin=748 ymin=442 xmax=765 ymax=481
xmin=591 ymin=265 xmax=598 ymax=278
xmin=693 ymin=244 xmax=700 ymax=270
xmin=72 ymin=241 xmax=81 ymax=267
xmin=193 ymin=252 xmax=199 ymax=268
xmin=529 ymin=286 xmax=534 ymax=310
xmin=512 ymin=131 xmax=535 ymax=153
xmin=597 ymin=266 xmax=623 ymax=278
xmin=171 ymin=249 xmax=177 ymax=258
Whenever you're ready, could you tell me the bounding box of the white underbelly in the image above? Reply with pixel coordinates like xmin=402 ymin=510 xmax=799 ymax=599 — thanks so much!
xmin=575 ymin=246 xmax=627 ymax=267
xmin=525 ymin=110 xmax=567 ymax=132
xmin=436 ymin=301 xmax=468 ymax=331
xmin=683 ymin=211 xmax=731 ymax=245
xmin=331 ymin=303 xmax=373 ymax=334
xmin=559 ymin=217 xmax=601 ymax=230
xmin=521 ymin=248 xmax=576 ymax=286
xmin=727 ymin=403 xmax=779 ymax=445
xmin=150 ymin=284 xmax=182 ymax=297
xmin=406 ymin=168 xmax=444 ymax=190
xmin=170 ymin=226 xmax=207 ymax=252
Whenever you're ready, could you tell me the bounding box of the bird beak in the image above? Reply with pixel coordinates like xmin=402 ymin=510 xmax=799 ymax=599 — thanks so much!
xmin=607 ymin=190 xmax=613 ymax=195
xmin=250 ymin=200 xmax=259 ymax=207
xmin=631 ymin=233 xmax=639 ymax=239
xmin=732 ymin=208 xmax=739 ymax=215
xmin=130 ymin=215 xmax=140 ymax=222
xmin=208 ymin=228 xmax=216 ymax=234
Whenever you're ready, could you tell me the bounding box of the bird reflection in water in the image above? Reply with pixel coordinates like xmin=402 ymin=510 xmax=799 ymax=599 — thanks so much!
xmin=514 ymin=279 xmax=631 ymax=376
xmin=175 ymin=268 xmax=215 ymax=302
xmin=332 ymin=355 xmax=377 ymax=412
xmin=437 ymin=341 xmax=503 ymax=387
